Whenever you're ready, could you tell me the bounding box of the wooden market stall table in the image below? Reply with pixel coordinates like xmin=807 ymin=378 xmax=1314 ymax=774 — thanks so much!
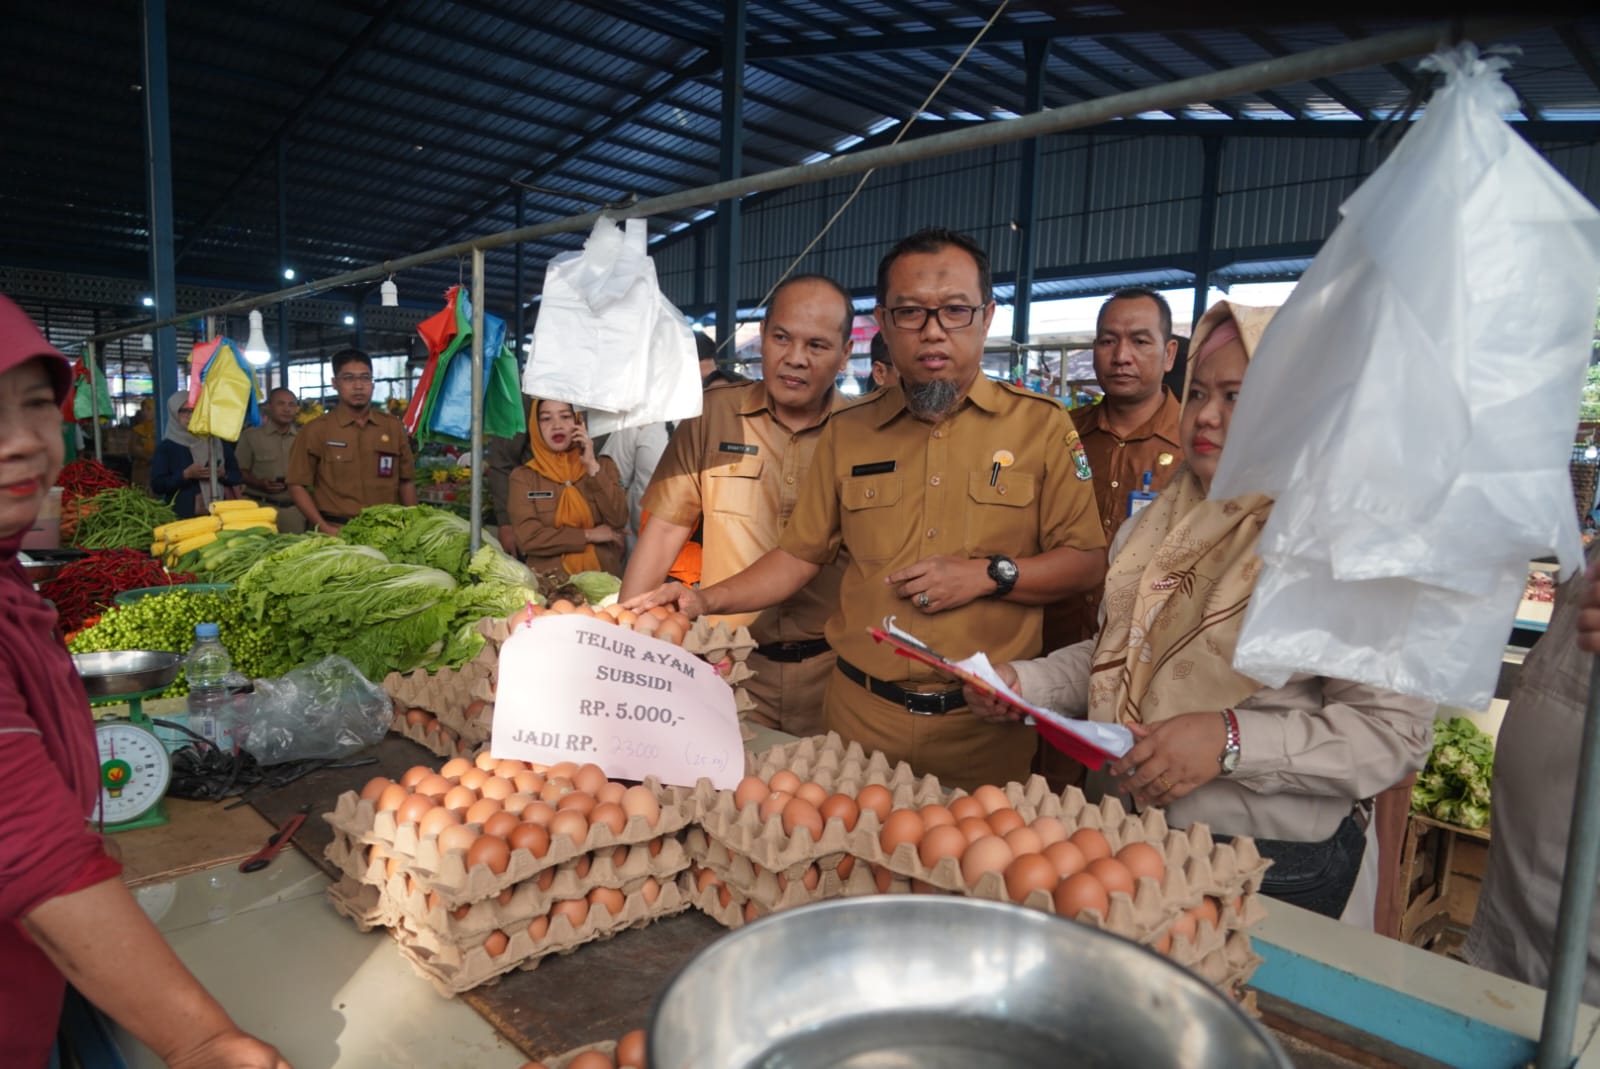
xmin=104 ymin=727 xmax=1600 ymax=1068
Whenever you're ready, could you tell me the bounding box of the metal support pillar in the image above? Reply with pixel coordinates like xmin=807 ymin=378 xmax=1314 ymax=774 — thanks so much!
xmin=513 ymin=190 xmax=526 ymax=364
xmin=140 ymin=0 xmax=178 ymax=436
xmin=469 ymin=249 xmax=486 ymax=554
xmin=1011 ymin=39 xmax=1047 ymax=362
xmin=277 ymin=140 xmax=290 ymax=390
xmin=87 ymin=342 xmax=103 ymax=463
xmin=713 ymin=0 xmax=746 ymax=355
xmin=1190 ymin=136 xmax=1224 ymax=334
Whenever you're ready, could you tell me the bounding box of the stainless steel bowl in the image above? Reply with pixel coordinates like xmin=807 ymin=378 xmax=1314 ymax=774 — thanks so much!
xmin=650 ymin=896 xmax=1289 ymax=1069
xmin=71 ymin=650 xmax=184 ymax=699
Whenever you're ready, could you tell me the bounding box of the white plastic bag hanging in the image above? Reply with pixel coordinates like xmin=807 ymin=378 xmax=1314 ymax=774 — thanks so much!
xmin=585 ymin=290 xmax=702 ymax=437
xmin=1209 ymin=45 xmax=1600 ymax=708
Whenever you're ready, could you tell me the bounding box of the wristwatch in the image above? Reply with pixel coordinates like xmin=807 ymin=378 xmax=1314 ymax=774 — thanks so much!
xmin=1219 ymin=708 xmax=1241 ymax=776
xmin=986 ymin=555 xmax=1019 ymax=598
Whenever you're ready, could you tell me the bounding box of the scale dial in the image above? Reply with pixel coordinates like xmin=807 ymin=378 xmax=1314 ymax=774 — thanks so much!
xmin=92 ymin=719 xmax=171 ymax=825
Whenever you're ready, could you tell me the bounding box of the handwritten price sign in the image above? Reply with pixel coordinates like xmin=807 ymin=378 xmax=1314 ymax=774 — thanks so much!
xmin=491 ymin=614 xmax=743 ymax=789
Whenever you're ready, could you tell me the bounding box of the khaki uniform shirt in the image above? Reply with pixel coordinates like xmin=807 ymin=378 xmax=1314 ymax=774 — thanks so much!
xmin=1044 ymin=390 xmax=1183 ymax=650
xmin=643 ymin=380 xmax=845 ymax=647
xmin=286 ymin=406 xmax=415 ymax=519
xmin=236 ymin=422 xmax=299 ymax=504
xmin=507 ymin=459 xmax=629 ymax=577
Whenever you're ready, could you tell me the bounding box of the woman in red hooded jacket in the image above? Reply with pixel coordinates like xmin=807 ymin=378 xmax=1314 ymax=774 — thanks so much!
xmin=0 ymin=295 xmax=287 ymax=1068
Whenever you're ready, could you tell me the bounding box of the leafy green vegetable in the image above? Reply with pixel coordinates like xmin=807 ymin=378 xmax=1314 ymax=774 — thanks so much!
xmin=342 ymin=505 xmax=472 ymax=581
xmin=568 ymin=570 xmax=622 ymax=607
xmin=1411 ymin=716 xmax=1495 ymax=829
xmin=468 ymin=543 xmax=537 ymax=590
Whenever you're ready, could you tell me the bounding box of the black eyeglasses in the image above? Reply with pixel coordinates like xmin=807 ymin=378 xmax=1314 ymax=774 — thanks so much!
xmin=884 ymin=304 xmax=983 ymax=331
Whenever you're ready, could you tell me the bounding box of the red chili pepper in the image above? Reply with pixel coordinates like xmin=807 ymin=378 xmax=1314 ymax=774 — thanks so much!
xmin=40 ymin=548 xmax=187 ymax=633
xmin=55 ymin=459 xmax=125 ymax=506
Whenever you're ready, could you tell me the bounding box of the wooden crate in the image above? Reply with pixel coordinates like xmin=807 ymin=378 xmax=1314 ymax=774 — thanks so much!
xmin=1398 ymin=812 xmax=1490 ymax=952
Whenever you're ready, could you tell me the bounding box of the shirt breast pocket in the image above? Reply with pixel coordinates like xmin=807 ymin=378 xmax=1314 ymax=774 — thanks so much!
xmin=707 ymin=455 xmax=764 ymax=518
xmin=966 ymin=471 xmax=1035 ymax=555
xmin=841 ymin=474 xmax=903 ymax=563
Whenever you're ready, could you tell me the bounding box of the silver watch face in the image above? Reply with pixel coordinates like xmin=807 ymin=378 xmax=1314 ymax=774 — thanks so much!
xmin=1220 ymin=750 xmax=1240 ymax=774
xmin=993 ymin=558 xmax=1019 ymax=583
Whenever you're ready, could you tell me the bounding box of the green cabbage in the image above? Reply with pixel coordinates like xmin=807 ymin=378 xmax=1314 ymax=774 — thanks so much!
xmin=1411 ymin=717 xmax=1495 ymax=829
xmin=569 ymin=570 xmax=622 ymax=607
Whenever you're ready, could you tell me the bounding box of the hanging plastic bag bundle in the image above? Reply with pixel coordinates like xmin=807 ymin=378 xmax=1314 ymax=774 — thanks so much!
xmin=185 ymin=337 xmax=261 ymax=442
xmin=1209 ymin=44 xmax=1600 ymax=708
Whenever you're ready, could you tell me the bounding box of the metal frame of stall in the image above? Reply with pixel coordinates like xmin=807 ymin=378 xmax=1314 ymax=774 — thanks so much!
xmin=80 ymin=17 xmax=1594 ymax=1067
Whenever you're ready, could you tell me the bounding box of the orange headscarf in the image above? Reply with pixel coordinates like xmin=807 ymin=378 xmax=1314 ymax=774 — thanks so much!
xmin=525 ymin=399 xmax=602 ymax=575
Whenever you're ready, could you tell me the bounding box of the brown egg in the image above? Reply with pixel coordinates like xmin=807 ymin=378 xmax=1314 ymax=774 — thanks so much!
xmin=588 ymin=886 xmax=626 ymax=918
xmin=479 ymin=776 xmax=515 ymax=801
xmin=948 ymin=795 xmax=987 ymax=822
xmin=549 ymin=810 xmax=589 ymax=845
xmin=493 ymin=758 xmax=527 ymax=779
xmin=1004 ymin=853 xmax=1060 ymax=904
xmin=733 ymin=775 xmax=770 ymax=811
xmin=919 ymin=804 xmax=956 ymax=829
xmin=872 ymin=865 xmax=895 ymax=893
xmin=656 ymin=619 xmax=687 ymax=646
xmin=418 ymin=806 xmax=463 ymax=839
xmin=442 ymin=785 xmax=478 ymax=812
xmin=1153 ymin=930 xmax=1173 ymax=955
xmin=507 ymin=822 xmax=551 ymax=858
xmin=800 ymin=864 xmax=821 ymax=891
xmin=986 ymin=808 xmax=1025 ymax=837
xmin=1068 ymin=827 xmax=1112 ymax=863
xmin=1053 ymin=871 xmax=1110 ymax=918
xmin=640 ymin=876 xmax=662 ymax=905
xmin=540 ymin=777 xmax=576 ymax=803
xmin=412 ymin=773 xmax=453 ymax=799
xmin=1169 ymin=909 xmax=1199 ymax=945
xmin=1194 ymin=896 xmax=1222 ymax=929
xmin=646 ymin=837 xmax=663 ymax=856
xmin=632 ymin=612 xmax=661 ymax=637
xmin=439 ymin=757 xmax=473 ymax=780
xmin=375 ymin=782 xmax=409 ymax=813
xmin=521 ymin=801 xmax=558 ymax=828
xmin=590 ymin=802 xmax=628 ymax=836
xmin=614 ymin=609 xmax=639 ymax=628
xmin=475 ymin=751 xmax=500 ymax=773
xmin=482 ymin=811 xmax=521 ymax=839
xmin=758 ymin=791 xmax=793 ymax=824
xmin=496 ymin=887 xmax=515 ymax=907
xmin=482 ymin=930 xmax=509 ymax=958
xmin=1087 ymin=857 xmax=1135 ymax=898
xmin=459 ymin=767 xmax=491 ymax=791
xmin=546 ymin=760 xmax=579 ymax=779
xmin=568 ymin=1051 xmax=613 ymax=1069
xmin=558 ymin=791 xmax=597 ymax=816
xmin=669 ymin=611 xmax=692 ymax=633
xmin=464 ymin=700 xmax=489 ymax=722
xmin=552 ymin=898 xmax=589 ymax=929
xmin=1003 ymin=826 xmax=1043 ymax=856
xmin=526 ymin=915 xmax=550 ymax=942
xmin=616 ymin=1028 xmax=647 ymax=1069
xmin=465 ymin=797 xmax=503 ymax=826
xmin=360 ymin=776 xmax=395 ymax=803
xmin=918 ymin=824 xmax=969 ymax=869
xmin=972 ymin=784 xmax=1011 ymax=814
xmin=550 ymin=598 xmax=576 ymax=614
xmin=694 ymin=867 xmax=721 ymax=892
xmin=596 ymin=780 xmax=627 ymax=806
xmin=768 ymin=769 xmax=802 ymax=795
xmin=609 ymin=845 xmax=630 ymax=869
xmin=742 ymin=900 xmax=761 ymax=921
xmin=535 ymin=868 xmax=556 ymax=891
xmin=404 ymin=709 xmax=430 ymax=728
xmin=572 ymin=855 xmax=592 ymax=879
xmin=467 ymin=834 xmax=512 ymax=875
xmin=818 ymin=793 xmax=860 ymax=832
xmin=856 ymin=784 xmax=893 ymax=823
xmin=501 ymin=793 xmax=538 ymax=819
xmin=396 ymin=792 xmax=436 ymax=827
xmin=957 ymin=816 xmax=994 ymax=844
xmin=782 ymin=798 xmax=825 ymax=840
xmin=1116 ymin=842 xmax=1167 ymax=885
xmin=620 ymin=785 xmax=661 ymax=828
xmin=512 ymin=770 xmax=546 ymax=795
xmin=879 ymin=809 xmax=926 ymax=856
xmin=794 ymin=781 xmax=829 ymax=808
xmin=959 ymin=835 xmax=1015 ymax=886
xmin=1030 ymin=816 xmax=1069 ymax=847
xmin=438 ymin=823 xmax=477 ymax=855
xmin=836 ymin=855 xmax=856 ymax=880
xmin=573 ymin=763 xmax=608 ymax=795
xmin=645 ymin=606 xmax=672 ymax=621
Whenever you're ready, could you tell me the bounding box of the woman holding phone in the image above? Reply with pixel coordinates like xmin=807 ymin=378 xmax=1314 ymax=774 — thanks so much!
xmin=507 ymin=399 xmax=628 ymax=577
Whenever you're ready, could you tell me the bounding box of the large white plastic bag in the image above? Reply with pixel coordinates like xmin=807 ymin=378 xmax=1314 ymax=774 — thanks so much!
xmin=522 ymin=217 xmax=656 ymax=412
xmin=585 ymin=291 xmax=703 ymax=436
xmin=1209 ymin=46 xmax=1600 ymax=708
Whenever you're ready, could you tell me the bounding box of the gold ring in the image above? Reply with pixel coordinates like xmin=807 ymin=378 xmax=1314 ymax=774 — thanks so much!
xmin=1156 ymin=775 xmax=1173 ymax=793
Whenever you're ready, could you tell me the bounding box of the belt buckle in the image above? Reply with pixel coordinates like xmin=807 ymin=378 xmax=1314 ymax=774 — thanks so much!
xmin=904 ymin=690 xmax=950 ymax=716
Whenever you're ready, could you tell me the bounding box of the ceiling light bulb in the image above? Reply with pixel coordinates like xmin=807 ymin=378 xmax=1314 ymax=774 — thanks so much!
xmin=141 ymin=334 xmax=153 ymax=351
xmin=380 ymin=279 xmax=398 ymax=307
xmin=243 ymin=309 xmax=273 ymax=367
xmin=141 ymin=296 xmax=155 ymax=307
xmin=283 ymin=267 xmax=296 ymax=280
xmin=343 ymin=314 xmax=356 ymax=326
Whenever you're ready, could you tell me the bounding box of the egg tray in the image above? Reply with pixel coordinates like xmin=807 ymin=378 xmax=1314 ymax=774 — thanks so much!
xmin=686 ymin=868 xmax=760 ymax=929
xmin=391 ymin=878 xmax=691 ymax=997
xmin=325 ymin=875 xmax=389 ymax=933
xmin=743 ymin=731 xmax=938 ymax=790
xmin=323 ymin=779 xmax=713 ymax=908
xmin=544 ymin=1039 xmax=638 ymax=1069
xmin=685 ymin=827 xmax=869 ymax=910
xmin=1193 ymin=929 xmax=1265 ymax=1001
xmin=386 ymin=709 xmax=470 ymax=759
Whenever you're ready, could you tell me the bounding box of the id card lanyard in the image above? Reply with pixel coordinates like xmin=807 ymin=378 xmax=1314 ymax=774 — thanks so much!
xmin=1127 ymin=470 xmax=1156 ymax=517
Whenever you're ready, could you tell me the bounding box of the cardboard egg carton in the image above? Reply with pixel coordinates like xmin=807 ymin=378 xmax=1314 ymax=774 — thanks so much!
xmin=392 ymin=879 xmax=689 ymax=996
xmin=1193 ymin=930 xmax=1265 ymax=998
xmin=386 ymin=709 xmax=469 ymax=759
xmin=685 ymin=827 xmax=872 ymax=909
xmin=681 ymin=619 xmax=757 ymax=665
xmin=325 ymin=875 xmax=392 ymax=932
xmin=686 ymin=867 xmax=757 ymax=929
xmin=744 ymin=731 xmax=937 ymax=789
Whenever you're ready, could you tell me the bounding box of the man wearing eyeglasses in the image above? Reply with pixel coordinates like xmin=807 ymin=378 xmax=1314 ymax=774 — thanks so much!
xmin=628 ymin=229 xmax=1106 ymax=789
xmin=287 ymin=348 xmax=416 ymax=534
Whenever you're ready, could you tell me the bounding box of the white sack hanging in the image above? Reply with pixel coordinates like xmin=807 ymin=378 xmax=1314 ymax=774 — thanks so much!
xmin=1208 ymin=44 xmax=1600 ymax=708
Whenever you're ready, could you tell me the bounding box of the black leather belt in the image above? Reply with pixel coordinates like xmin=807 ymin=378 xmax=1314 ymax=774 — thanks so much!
xmin=321 ymin=514 xmax=354 ymax=524
xmin=753 ymin=638 xmax=831 ymax=663
xmin=836 ymin=657 xmax=967 ymax=716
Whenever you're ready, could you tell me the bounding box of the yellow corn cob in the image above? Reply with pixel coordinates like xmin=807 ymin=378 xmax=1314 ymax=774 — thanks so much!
xmin=154 ymin=516 xmax=221 ymax=541
xmin=150 ymin=541 xmax=167 ymax=557
xmin=225 ymin=507 xmax=280 ymax=524
xmin=221 ymin=520 xmax=277 ymax=532
xmin=171 ymin=531 xmax=218 ymax=557
xmin=209 ymin=499 xmax=260 ymax=515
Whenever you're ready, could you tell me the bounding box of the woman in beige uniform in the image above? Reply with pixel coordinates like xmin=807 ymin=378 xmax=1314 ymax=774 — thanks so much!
xmin=507 ymin=399 xmax=628 ymax=577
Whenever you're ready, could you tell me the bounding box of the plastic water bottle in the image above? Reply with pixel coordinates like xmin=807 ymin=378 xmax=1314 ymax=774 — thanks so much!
xmin=185 ymin=622 xmax=233 ymax=746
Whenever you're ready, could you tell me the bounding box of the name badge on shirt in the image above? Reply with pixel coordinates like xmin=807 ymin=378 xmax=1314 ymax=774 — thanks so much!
xmin=850 ymin=461 xmax=897 ymax=476
xmin=377 ymin=453 xmax=396 ymax=478
xmin=327 ymin=440 xmax=348 ymax=448
xmin=718 ymin=442 xmax=759 ymax=456
xmin=526 ymin=490 xmax=555 ymax=500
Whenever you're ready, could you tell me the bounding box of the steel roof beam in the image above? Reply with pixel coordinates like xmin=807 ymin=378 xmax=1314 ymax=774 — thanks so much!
xmin=1240 ymin=28 xmax=1372 ymax=118
xmin=1095 ymin=36 xmax=1241 ymax=119
xmin=1049 ymin=42 xmax=1184 ymax=120
xmin=1557 ymin=24 xmax=1600 ymax=95
xmin=1164 ymin=31 xmax=1306 ymax=119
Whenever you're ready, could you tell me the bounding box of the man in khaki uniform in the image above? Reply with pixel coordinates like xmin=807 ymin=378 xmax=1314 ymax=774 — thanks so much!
xmin=629 ymin=230 xmax=1106 ymax=790
xmin=621 ymin=275 xmax=853 ymax=736
xmin=287 ymin=349 xmax=416 ymax=534
xmin=235 ymin=387 xmax=306 ymax=533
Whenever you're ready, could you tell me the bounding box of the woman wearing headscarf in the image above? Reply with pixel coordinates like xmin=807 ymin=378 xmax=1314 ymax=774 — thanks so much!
xmin=0 ymin=296 xmax=287 ymax=1066
xmin=507 ymin=399 xmax=628 ymax=576
xmin=149 ymin=391 xmax=242 ymax=518
xmin=966 ymin=302 xmax=1435 ymax=923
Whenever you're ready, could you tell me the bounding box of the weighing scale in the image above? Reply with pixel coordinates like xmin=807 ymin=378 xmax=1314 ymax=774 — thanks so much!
xmin=72 ymin=651 xmax=181 ymax=833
